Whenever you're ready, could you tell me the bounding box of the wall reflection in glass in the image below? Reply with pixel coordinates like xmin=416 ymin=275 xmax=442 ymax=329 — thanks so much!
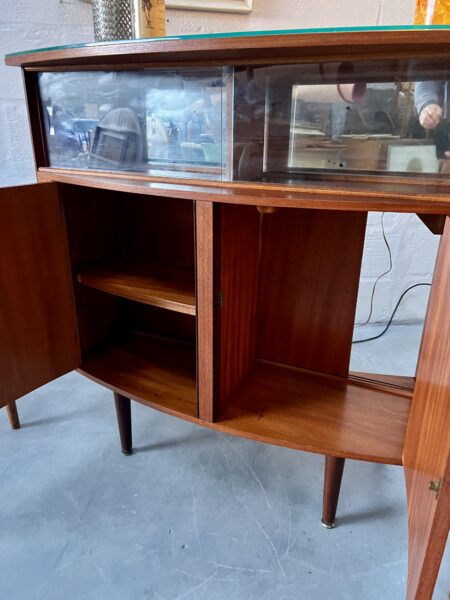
xmin=233 ymin=61 xmax=450 ymax=182
xmin=38 ymin=68 xmax=229 ymax=179
xmin=38 ymin=60 xmax=450 ymax=182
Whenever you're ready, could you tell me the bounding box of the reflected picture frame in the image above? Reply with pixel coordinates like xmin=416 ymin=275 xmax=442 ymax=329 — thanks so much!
xmin=166 ymin=0 xmax=253 ymax=13
xmin=386 ymin=144 xmax=440 ymax=174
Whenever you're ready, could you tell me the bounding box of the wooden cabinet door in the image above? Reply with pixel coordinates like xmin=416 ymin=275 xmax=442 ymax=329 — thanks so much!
xmin=0 ymin=183 xmax=79 ymax=409
xmin=403 ymin=216 xmax=450 ymax=600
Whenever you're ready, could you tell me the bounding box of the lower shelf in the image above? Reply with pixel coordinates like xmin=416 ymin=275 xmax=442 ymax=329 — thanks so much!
xmin=217 ymin=361 xmax=411 ymax=465
xmin=80 ymin=333 xmax=197 ymax=418
xmin=80 ymin=339 xmax=410 ymax=464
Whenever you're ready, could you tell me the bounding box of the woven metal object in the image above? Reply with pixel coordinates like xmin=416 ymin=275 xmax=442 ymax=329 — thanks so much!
xmin=92 ymin=0 xmax=133 ymax=42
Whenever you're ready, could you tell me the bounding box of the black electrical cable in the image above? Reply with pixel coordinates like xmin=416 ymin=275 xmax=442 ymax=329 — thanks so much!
xmin=356 ymin=212 xmax=393 ymax=328
xmin=352 ymin=282 xmax=431 ymax=344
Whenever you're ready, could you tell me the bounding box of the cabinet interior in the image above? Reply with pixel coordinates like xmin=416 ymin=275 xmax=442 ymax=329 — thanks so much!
xmin=57 ymin=183 xmax=426 ymax=463
xmin=60 ymin=184 xmax=197 ymax=417
xmin=216 ymin=203 xmax=413 ymax=464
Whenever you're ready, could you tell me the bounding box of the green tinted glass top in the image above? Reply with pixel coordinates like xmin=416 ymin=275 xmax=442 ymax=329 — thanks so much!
xmin=6 ymin=24 xmax=450 ymax=59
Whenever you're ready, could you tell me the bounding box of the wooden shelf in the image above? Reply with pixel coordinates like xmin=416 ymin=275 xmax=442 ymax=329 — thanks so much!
xmin=80 ymin=333 xmax=197 ymax=418
xmin=77 ymin=260 xmax=196 ymax=315
xmin=217 ymin=361 xmax=411 ymax=464
xmin=79 ymin=336 xmax=411 ymax=462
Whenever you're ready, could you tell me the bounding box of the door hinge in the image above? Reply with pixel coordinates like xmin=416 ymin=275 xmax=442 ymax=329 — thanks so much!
xmin=429 ymin=478 xmax=442 ymax=499
xmin=218 ymin=292 xmax=224 ymax=308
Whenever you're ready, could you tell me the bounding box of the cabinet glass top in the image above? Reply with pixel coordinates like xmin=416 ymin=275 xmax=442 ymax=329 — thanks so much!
xmin=6 ymin=25 xmax=450 ymax=59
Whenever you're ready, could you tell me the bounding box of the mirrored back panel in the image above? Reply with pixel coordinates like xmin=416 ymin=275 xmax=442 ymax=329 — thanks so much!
xmin=234 ymin=59 xmax=450 ymax=182
xmin=38 ymin=58 xmax=450 ymax=182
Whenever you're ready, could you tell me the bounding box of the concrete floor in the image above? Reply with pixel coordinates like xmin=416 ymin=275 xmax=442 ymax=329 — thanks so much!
xmin=1 ymin=324 xmax=449 ymax=600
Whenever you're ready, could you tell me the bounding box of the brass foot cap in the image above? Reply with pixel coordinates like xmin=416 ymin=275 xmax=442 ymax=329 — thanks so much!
xmin=121 ymin=449 xmax=133 ymax=456
xmin=321 ymin=518 xmax=336 ymax=529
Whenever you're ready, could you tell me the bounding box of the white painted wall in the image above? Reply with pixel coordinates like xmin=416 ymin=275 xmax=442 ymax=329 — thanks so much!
xmin=166 ymin=0 xmax=415 ymax=34
xmin=355 ymin=212 xmax=437 ymax=324
xmin=0 ymin=1 xmax=93 ymax=186
xmin=0 ymin=0 xmax=438 ymax=324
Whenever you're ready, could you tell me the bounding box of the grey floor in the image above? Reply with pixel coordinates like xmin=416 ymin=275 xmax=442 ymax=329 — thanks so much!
xmin=1 ymin=324 xmax=449 ymax=600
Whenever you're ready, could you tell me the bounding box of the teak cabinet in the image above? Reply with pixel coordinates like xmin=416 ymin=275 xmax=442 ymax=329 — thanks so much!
xmin=3 ymin=27 xmax=450 ymax=599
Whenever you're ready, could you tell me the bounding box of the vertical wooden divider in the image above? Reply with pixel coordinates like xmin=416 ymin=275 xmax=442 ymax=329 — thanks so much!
xmin=257 ymin=209 xmax=368 ymax=376
xmin=196 ymin=200 xmax=216 ymax=422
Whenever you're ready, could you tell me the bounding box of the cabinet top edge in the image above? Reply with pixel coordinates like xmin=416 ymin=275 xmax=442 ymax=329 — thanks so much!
xmin=6 ymin=26 xmax=450 ymax=68
xmin=37 ymin=169 xmax=450 ymax=214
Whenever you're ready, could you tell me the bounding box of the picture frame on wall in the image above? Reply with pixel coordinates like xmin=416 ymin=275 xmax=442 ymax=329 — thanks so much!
xmin=165 ymin=0 xmax=253 ymax=13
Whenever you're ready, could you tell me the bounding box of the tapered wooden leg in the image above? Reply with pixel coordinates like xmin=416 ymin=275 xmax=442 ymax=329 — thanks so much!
xmin=6 ymin=401 xmax=20 ymax=430
xmin=114 ymin=392 xmax=133 ymax=455
xmin=322 ymin=455 xmax=345 ymax=529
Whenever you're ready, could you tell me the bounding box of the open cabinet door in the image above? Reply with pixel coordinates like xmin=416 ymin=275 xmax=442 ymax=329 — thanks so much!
xmin=403 ymin=216 xmax=450 ymax=600
xmin=0 ymin=183 xmax=79 ymax=409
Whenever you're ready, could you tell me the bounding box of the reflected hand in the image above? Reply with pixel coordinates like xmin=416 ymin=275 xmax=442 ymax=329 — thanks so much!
xmin=419 ymin=103 xmax=443 ymax=129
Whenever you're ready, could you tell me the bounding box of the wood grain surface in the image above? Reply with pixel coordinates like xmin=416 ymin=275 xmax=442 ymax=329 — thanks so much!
xmin=38 ymin=170 xmax=450 ymax=214
xmin=7 ymin=29 xmax=450 ymax=68
xmin=403 ymin=217 xmax=450 ymax=600
xmin=218 ymin=360 xmax=410 ymax=464
xmin=0 ymin=183 xmax=79 ymax=408
xmin=322 ymin=456 xmax=346 ymax=527
xmin=195 ymin=201 xmax=215 ymax=422
xmin=257 ymin=208 xmax=367 ymax=376
xmin=80 ymin=332 xmax=197 ymax=418
xmin=81 ymin=340 xmax=410 ymax=465
xmin=39 ymin=164 xmax=450 ymax=189
xmin=219 ymin=204 xmax=261 ymax=402
xmin=77 ymin=260 xmax=196 ymax=315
